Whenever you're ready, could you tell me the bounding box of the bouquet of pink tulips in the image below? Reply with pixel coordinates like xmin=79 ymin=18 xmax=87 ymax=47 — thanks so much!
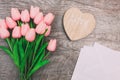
xmin=0 ymin=6 xmax=56 ymax=80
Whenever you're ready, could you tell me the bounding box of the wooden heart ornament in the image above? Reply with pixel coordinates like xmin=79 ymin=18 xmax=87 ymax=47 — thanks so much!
xmin=63 ymin=7 xmax=96 ymax=41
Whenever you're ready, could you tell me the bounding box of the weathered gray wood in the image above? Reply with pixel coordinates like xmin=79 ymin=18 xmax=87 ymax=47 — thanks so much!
xmin=0 ymin=0 xmax=120 ymax=80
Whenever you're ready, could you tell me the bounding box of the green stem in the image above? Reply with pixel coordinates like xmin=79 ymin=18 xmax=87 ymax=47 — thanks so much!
xmin=6 ymin=38 xmax=12 ymax=51
xmin=26 ymin=64 xmax=34 ymax=80
xmin=25 ymin=42 xmax=29 ymax=54
xmin=26 ymin=51 xmax=50 ymax=80
xmin=17 ymin=21 xmax=20 ymax=26
xmin=27 ymin=64 xmax=33 ymax=77
xmin=17 ymin=20 xmax=22 ymax=26
xmin=32 ymin=37 xmax=38 ymax=62
xmin=31 ymin=36 xmax=44 ymax=67
xmin=25 ymin=41 xmax=29 ymax=79
xmin=30 ymin=19 xmax=35 ymax=28
xmin=43 ymin=52 xmax=50 ymax=60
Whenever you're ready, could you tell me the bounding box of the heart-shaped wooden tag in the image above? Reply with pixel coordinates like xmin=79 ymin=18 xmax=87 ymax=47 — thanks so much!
xmin=63 ymin=7 xmax=96 ymax=41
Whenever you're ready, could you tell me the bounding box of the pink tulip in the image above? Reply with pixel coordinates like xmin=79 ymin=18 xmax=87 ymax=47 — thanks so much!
xmin=0 ymin=27 xmax=10 ymax=39
xmin=21 ymin=9 xmax=30 ymax=22
xmin=47 ymin=39 xmax=57 ymax=51
xmin=35 ymin=21 xmax=46 ymax=34
xmin=30 ymin=5 xmax=39 ymax=19
xmin=45 ymin=25 xmax=51 ymax=36
xmin=12 ymin=26 xmax=21 ymax=38
xmin=21 ymin=23 xmax=30 ymax=36
xmin=11 ymin=8 xmax=21 ymax=21
xmin=25 ymin=28 xmax=36 ymax=42
xmin=6 ymin=17 xmax=17 ymax=29
xmin=44 ymin=13 xmax=55 ymax=25
xmin=34 ymin=12 xmax=43 ymax=24
xmin=0 ymin=19 xmax=8 ymax=29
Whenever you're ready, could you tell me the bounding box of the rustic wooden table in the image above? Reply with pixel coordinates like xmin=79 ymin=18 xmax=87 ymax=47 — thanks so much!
xmin=0 ymin=0 xmax=120 ymax=80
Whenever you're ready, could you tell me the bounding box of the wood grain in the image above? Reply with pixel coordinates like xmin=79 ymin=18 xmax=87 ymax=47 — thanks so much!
xmin=0 ymin=0 xmax=120 ymax=80
xmin=63 ymin=7 xmax=96 ymax=40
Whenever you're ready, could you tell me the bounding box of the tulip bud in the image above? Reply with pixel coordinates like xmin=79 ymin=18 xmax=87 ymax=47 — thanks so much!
xmin=6 ymin=17 xmax=17 ymax=29
xmin=45 ymin=25 xmax=51 ymax=36
xmin=11 ymin=8 xmax=21 ymax=21
xmin=21 ymin=23 xmax=30 ymax=36
xmin=21 ymin=9 xmax=30 ymax=22
xmin=35 ymin=21 xmax=46 ymax=34
xmin=25 ymin=28 xmax=36 ymax=42
xmin=34 ymin=12 xmax=43 ymax=24
xmin=0 ymin=19 xmax=8 ymax=29
xmin=47 ymin=39 xmax=57 ymax=51
xmin=12 ymin=26 xmax=21 ymax=38
xmin=30 ymin=5 xmax=39 ymax=19
xmin=44 ymin=13 xmax=55 ymax=25
xmin=0 ymin=27 xmax=10 ymax=39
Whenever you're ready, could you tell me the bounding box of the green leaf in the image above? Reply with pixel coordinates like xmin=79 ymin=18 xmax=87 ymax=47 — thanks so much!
xmin=17 ymin=20 xmax=22 ymax=26
xmin=18 ymin=39 xmax=25 ymax=61
xmin=25 ymin=42 xmax=34 ymax=58
xmin=19 ymin=20 xmax=22 ymax=26
xmin=13 ymin=40 xmax=19 ymax=67
xmin=18 ymin=39 xmax=25 ymax=72
xmin=25 ymin=42 xmax=34 ymax=69
xmin=38 ymin=49 xmax=45 ymax=62
xmin=0 ymin=46 xmax=13 ymax=59
xmin=5 ymin=38 xmax=13 ymax=52
xmin=29 ymin=19 xmax=36 ymax=28
xmin=0 ymin=46 xmax=21 ymax=69
xmin=34 ymin=35 xmax=44 ymax=54
xmin=32 ymin=42 xmax=48 ymax=67
xmin=28 ymin=60 xmax=49 ymax=78
xmin=27 ymin=42 xmax=35 ymax=67
xmin=26 ymin=42 xmax=48 ymax=77
xmin=11 ymin=38 xmax=15 ymax=48
xmin=22 ymin=37 xmax=27 ymax=51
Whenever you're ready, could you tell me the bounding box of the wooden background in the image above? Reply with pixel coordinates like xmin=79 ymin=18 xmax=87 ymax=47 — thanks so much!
xmin=0 ymin=0 xmax=120 ymax=80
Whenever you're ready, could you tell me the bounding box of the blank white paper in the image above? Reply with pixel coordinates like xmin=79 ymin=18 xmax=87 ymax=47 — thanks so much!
xmin=71 ymin=43 xmax=120 ymax=80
